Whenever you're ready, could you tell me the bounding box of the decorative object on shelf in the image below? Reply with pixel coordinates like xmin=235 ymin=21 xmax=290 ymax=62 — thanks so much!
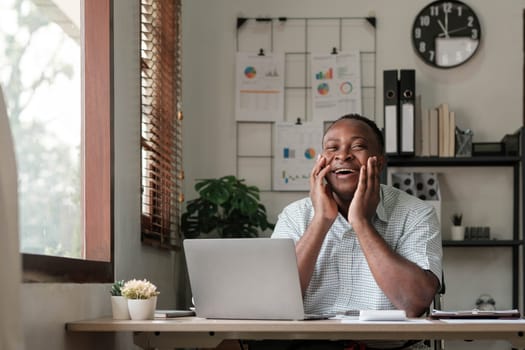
xmin=181 ymin=175 xmax=274 ymax=238
xmin=501 ymin=130 xmax=521 ymax=156
xmin=450 ymin=213 xmax=465 ymax=241
xmin=391 ymin=172 xmax=441 ymax=227
xmin=465 ymin=226 xmax=491 ymax=240
xmin=472 ymin=142 xmax=505 ymax=156
xmin=412 ymin=0 xmax=481 ymax=68
xmin=121 ymin=279 xmax=160 ymax=320
xmin=455 ymin=127 xmax=473 ymax=157
xmin=475 ymin=294 xmax=496 ymax=311
xmin=110 ymin=280 xmax=130 ymax=320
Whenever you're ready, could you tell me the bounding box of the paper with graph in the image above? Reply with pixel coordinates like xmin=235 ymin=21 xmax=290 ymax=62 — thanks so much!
xmin=235 ymin=52 xmax=284 ymax=121
xmin=273 ymin=122 xmax=323 ymax=191
xmin=311 ymin=51 xmax=362 ymax=122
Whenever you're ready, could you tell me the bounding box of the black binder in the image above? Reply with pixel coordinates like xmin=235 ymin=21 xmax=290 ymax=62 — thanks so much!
xmin=399 ymin=69 xmax=416 ymax=156
xmin=383 ymin=70 xmax=399 ymax=155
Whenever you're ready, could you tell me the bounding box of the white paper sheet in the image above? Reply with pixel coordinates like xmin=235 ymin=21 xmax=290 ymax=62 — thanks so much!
xmin=272 ymin=121 xmax=323 ymax=191
xmin=235 ymin=52 xmax=285 ymax=121
xmin=311 ymin=51 xmax=362 ymax=122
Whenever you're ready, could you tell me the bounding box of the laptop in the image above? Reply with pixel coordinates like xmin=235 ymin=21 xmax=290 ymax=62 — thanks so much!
xmin=183 ymin=238 xmax=332 ymax=320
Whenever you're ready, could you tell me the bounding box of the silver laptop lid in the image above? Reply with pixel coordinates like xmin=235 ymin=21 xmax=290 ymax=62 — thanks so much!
xmin=184 ymin=238 xmax=305 ymax=320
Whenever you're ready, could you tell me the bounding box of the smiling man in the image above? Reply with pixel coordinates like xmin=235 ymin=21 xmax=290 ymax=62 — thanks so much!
xmin=272 ymin=114 xmax=442 ymax=324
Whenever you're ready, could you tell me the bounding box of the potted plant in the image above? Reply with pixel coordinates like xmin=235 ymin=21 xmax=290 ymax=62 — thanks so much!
xmin=450 ymin=213 xmax=465 ymax=241
xmin=121 ymin=279 xmax=160 ymax=320
xmin=110 ymin=280 xmax=130 ymax=320
xmin=181 ymin=175 xmax=274 ymax=238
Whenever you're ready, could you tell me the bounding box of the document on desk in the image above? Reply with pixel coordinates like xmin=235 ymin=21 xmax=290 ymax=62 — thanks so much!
xmin=337 ymin=317 xmax=431 ymax=324
xmin=430 ymin=309 xmax=521 ymax=319
xmin=334 ymin=310 xmax=430 ymax=323
xmin=441 ymin=319 xmax=525 ymax=324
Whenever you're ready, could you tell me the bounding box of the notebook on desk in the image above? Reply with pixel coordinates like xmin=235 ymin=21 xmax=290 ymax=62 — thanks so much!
xmin=183 ymin=238 xmax=333 ymax=321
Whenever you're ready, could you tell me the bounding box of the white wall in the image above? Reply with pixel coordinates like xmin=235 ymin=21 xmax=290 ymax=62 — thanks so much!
xmin=182 ymin=1 xmax=524 ymax=349
xmin=20 ymin=1 xmax=179 ymax=349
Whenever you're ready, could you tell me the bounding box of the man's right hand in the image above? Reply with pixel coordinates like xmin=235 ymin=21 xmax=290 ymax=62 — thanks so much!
xmin=309 ymin=154 xmax=338 ymax=224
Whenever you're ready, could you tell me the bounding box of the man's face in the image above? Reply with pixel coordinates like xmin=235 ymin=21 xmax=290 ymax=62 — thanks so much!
xmin=322 ymin=118 xmax=384 ymax=198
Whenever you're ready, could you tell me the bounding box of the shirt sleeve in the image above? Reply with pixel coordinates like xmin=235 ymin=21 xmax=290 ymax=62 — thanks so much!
xmin=270 ymin=199 xmax=311 ymax=243
xmin=397 ymin=202 xmax=443 ymax=285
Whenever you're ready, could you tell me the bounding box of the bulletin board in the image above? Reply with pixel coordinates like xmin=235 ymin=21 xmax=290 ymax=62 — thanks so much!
xmin=235 ymin=16 xmax=377 ymax=191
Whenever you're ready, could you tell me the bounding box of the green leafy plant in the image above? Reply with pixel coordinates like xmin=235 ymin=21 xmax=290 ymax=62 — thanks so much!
xmin=110 ymin=280 xmax=125 ymax=296
xmin=181 ymin=175 xmax=274 ymax=238
xmin=451 ymin=213 xmax=463 ymax=226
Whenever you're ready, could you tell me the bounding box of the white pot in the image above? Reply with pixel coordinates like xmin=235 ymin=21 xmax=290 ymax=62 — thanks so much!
xmin=127 ymin=296 xmax=157 ymax=320
xmin=451 ymin=226 xmax=465 ymax=241
xmin=111 ymin=296 xmax=130 ymax=320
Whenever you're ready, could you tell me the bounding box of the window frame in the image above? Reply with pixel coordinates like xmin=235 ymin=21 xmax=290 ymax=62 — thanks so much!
xmin=22 ymin=0 xmax=113 ymax=283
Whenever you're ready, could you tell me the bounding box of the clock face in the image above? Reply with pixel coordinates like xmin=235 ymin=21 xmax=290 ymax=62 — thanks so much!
xmin=412 ymin=0 xmax=481 ymax=68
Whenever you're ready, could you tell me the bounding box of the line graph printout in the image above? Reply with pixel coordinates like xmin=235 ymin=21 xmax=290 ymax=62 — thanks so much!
xmin=273 ymin=122 xmax=324 ymax=191
xmin=311 ymin=50 xmax=362 ymax=122
xmin=235 ymin=52 xmax=285 ymax=121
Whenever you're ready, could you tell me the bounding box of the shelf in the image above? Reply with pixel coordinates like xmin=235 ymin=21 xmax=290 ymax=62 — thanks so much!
xmin=387 ymin=156 xmax=520 ymax=167
xmin=443 ymin=240 xmax=522 ymax=247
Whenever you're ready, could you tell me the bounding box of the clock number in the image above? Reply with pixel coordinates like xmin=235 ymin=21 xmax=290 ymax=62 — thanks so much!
xmin=430 ymin=5 xmax=440 ymax=16
xmin=457 ymin=5 xmax=463 ymax=16
xmin=467 ymin=16 xmax=474 ymax=27
xmin=429 ymin=50 xmax=435 ymax=62
xmin=471 ymin=28 xmax=478 ymax=40
xmin=419 ymin=41 xmax=426 ymax=53
xmin=443 ymin=3 xmax=453 ymax=13
xmin=414 ymin=27 xmax=421 ymax=39
xmin=419 ymin=15 xmax=430 ymax=26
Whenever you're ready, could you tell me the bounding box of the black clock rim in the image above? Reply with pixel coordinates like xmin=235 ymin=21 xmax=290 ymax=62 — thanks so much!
xmin=411 ymin=0 xmax=482 ymax=69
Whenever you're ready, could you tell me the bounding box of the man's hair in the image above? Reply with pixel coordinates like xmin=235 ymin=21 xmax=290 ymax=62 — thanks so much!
xmin=324 ymin=113 xmax=385 ymax=154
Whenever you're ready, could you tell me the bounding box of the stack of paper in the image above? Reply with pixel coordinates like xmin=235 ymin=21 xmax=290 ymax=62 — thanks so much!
xmin=430 ymin=309 xmax=521 ymax=319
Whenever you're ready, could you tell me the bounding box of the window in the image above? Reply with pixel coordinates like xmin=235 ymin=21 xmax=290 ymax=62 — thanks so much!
xmin=0 ymin=0 xmax=112 ymax=282
xmin=140 ymin=0 xmax=183 ymax=250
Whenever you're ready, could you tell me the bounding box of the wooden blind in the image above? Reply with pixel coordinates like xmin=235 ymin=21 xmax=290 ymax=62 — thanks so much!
xmin=140 ymin=0 xmax=183 ymax=249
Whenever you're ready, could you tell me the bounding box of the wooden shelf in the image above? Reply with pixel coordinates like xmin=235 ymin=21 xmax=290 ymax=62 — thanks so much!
xmin=387 ymin=156 xmax=520 ymax=167
xmin=443 ymin=240 xmax=522 ymax=247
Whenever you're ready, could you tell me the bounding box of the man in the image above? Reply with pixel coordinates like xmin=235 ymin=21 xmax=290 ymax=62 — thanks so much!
xmin=270 ymin=114 xmax=442 ymax=349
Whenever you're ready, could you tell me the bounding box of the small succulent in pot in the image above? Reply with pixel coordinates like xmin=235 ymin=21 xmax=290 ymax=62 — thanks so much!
xmin=110 ymin=280 xmax=125 ymax=296
xmin=451 ymin=213 xmax=463 ymax=226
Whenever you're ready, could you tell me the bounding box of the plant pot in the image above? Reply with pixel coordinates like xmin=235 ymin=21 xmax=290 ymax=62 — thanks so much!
xmin=127 ymin=296 xmax=157 ymax=320
xmin=111 ymin=295 xmax=130 ymax=320
xmin=451 ymin=226 xmax=465 ymax=241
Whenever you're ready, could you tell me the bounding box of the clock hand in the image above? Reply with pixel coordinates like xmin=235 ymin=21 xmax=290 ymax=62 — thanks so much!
xmin=437 ymin=19 xmax=449 ymax=38
xmin=437 ymin=26 xmax=471 ymax=37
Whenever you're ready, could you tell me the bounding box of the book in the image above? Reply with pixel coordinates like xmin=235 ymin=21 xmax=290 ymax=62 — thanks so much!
xmin=438 ymin=104 xmax=449 ymax=157
xmin=429 ymin=108 xmax=439 ymax=157
xmin=154 ymin=309 xmax=195 ymax=318
xmin=420 ymin=108 xmax=430 ymax=156
xmin=430 ymin=309 xmax=521 ymax=319
xmin=449 ymin=110 xmax=456 ymax=157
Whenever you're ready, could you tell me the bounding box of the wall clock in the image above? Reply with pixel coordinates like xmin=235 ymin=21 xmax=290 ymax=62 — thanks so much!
xmin=412 ymin=0 xmax=481 ymax=68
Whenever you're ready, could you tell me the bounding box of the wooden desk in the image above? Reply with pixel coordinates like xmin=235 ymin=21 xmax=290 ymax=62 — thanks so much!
xmin=66 ymin=316 xmax=525 ymax=350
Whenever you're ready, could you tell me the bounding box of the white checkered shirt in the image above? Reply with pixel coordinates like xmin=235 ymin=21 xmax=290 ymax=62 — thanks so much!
xmin=272 ymin=184 xmax=442 ymax=315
